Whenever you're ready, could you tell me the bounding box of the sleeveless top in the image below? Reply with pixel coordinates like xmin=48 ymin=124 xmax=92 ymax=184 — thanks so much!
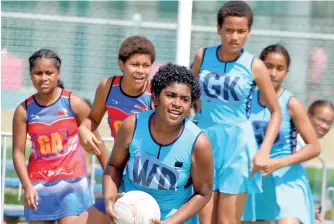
xmin=250 ymin=89 xmax=297 ymax=157
xmin=198 ymin=45 xmax=256 ymax=128
xmin=105 ymin=76 xmax=152 ymax=137
xmin=121 ymin=110 xmax=202 ymax=220
xmin=26 ymin=89 xmax=88 ymax=185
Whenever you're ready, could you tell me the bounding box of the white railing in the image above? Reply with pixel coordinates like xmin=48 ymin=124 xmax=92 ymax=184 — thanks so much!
xmin=317 ymin=156 xmax=328 ymax=217
xmin=0 ymin=132 xmax=114 ymax=223
xmin=90 ymin=155 xmax=97 ymax=201
xmin=326 ymin=187 xmax=334 ymax=222
xmin=88 ymin=136 xmax=114 ymax=202
xmin=2 ymin=11 xmax=334 ymax=41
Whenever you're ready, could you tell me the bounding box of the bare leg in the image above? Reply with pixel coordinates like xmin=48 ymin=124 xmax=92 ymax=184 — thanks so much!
xmin=68 ymin=206 xmax=109 ymax=224
xmin=276 ymin=218 xmax=300 ymax=224
xmin=217 ymin=193 xmax=248 ymax=224
xmin=198 ymin=191 xmax=219 ymax=224
xmin=57 ymin=216 xmax=77 ymax=224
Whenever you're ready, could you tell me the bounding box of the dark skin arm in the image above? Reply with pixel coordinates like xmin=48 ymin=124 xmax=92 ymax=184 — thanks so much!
xmin=12 ymin=102 xmax=39 ymax=210
xmin=70 ymin=93 xmax=108 ymax=169
xmin=104 ymin=116 xmax=214 ymax=224
xmin=103 ymin=115 xmax=135 ymax=221
xmin=155 ymin=133 xmax=213 ymax=224
xmin=78 ymin=78 xmax=112 ymax=155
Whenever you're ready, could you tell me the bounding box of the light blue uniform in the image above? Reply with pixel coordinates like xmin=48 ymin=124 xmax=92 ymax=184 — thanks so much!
xmin=95 ymin=110 xmax=202 ymax=223
xmin=198 ymin=45 xmax=261 ymax=194
xmin=243 ymin=89 xmax=315 ymax=224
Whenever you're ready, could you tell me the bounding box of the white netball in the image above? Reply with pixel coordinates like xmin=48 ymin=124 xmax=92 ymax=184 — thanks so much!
xmin=114 ymin=191 xmax=161 ymax=224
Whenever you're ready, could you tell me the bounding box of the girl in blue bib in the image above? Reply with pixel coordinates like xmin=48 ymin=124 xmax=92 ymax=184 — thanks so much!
xmin=192 ymin=1 xmax=282 ymax=223
xmin=71 ymin=63 xmax=214 ymax=224
xmin=242 ymin=44 xmax=321 ymax=224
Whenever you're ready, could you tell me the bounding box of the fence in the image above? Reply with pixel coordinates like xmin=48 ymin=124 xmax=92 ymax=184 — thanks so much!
xmin=2 ymin=1 xmax=334 ymax=110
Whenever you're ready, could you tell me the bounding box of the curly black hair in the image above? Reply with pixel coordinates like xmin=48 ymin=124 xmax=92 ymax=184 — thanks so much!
xmin=151 ymin=63 xmax=201 ymax=104
xmin=118 ymin=35 xmax=155 ymax=63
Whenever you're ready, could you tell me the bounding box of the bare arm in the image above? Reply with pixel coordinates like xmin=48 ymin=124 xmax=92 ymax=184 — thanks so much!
xmin=13 ymin=102 xmax=40 ymax=210
xmin=71 ymin=93 xmax=108 ymax=169
xmin=253 ymin=58 xmax=282 ymax=155
xmin=80 ymin=78 xmax=111 ymax=132
xmin=192 ymin=48 xmax=205 ymax=113
xmin=165 ymin=133 xmax=213 ymax=224
xmin=103 ymin=115 xmax=135 ymax=206
xmin=12 ymin=103 xmax=31 ymax=189
xmin=277 ymin=97 xmax=321 ymax=166
xmin=77 ymin=78 xmax=111 ymax=156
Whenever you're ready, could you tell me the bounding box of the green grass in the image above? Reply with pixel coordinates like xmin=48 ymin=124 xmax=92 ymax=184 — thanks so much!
xmin=4 ymin=191 xmax=24 ymax=205
xmin=306 ymin=167 xmax=334 ymax=199
xmin=4 ymin=146 xmax=31 ymax=160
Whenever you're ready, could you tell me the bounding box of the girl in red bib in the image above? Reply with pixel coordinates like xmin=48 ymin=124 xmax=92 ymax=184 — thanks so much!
xmin=12 ymin=49 xmax=108 ymax=224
